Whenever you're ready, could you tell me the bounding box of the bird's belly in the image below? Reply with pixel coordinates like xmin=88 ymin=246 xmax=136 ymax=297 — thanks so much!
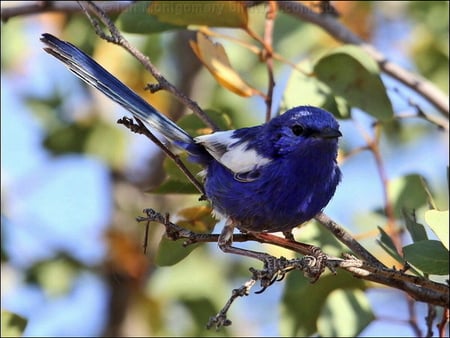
xmin=204 ymin=161 xmax=337 ymax=233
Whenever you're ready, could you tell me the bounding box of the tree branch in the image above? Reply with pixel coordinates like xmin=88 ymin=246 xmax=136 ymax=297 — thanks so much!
xmin=117 ymin=117 xmax=205 ymax=197
xmin=275 ymin=1 xmax=449 ymax=118
xmin=0 ymin=1 xmax=130 ymax=22
xmin=314 ymin=212 xmax=384 ymax=267
xmin=262 ymin=1 xmax=277 ymax=121
xmin=4 ymin=1 xmax=448 ymax=117
xmin=78 ymin=1 xmax=219 ymax=131
xmin=139 ymin=208 xmax=449 ymax=309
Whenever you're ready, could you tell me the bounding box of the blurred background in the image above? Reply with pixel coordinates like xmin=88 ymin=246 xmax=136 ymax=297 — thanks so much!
xmin=1 ymin=1 xmax=448 ymax=336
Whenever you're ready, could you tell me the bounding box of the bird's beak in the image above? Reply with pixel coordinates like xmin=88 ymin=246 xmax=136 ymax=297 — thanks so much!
xmin=315 ymin=127 xmax=342 ymax=139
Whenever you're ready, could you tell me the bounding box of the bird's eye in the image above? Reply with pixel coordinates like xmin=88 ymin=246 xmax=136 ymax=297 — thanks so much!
xmin=291 ymin=124 xmax=304 ymax=136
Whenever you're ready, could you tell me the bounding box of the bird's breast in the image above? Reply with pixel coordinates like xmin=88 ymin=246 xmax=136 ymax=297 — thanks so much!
xmin=203 ymin=154 xmax=340 ymax=233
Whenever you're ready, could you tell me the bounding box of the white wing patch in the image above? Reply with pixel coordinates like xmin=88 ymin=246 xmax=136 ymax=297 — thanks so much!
xmin=219 ymin=142 xmax=272 ymax=174
xmin=194 ymin=131 xmax=272 ymax=174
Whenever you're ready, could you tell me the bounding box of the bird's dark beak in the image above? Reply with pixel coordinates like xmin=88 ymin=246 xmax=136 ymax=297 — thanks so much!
xmin=315 ymin=127 xmax=342 ymax=139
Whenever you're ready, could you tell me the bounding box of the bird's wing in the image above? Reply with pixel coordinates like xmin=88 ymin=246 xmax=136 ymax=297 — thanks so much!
xmin=195 ymin=131 xmax=272 ymax=177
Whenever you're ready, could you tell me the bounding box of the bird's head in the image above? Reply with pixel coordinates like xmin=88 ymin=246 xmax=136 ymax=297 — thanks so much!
xmin=265 ymin=106 xmax=342 ymax=156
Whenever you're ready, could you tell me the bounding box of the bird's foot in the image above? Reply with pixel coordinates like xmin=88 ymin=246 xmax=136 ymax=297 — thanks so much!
xmin=251 ymin=250 xmax=328 ymax=293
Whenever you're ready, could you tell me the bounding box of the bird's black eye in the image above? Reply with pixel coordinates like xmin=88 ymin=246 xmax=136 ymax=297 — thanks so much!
xmin=291 ymin=124 xmax=305 ymax=136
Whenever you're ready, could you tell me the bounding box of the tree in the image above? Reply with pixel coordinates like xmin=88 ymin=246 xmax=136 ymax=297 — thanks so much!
xmin=1 ymin=1 xmax=448 ymax=337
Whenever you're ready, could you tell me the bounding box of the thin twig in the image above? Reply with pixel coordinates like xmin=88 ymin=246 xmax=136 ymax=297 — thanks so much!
xmin=437 ymin=308 xmax=449 ymax=338
xmin=206 ymin=253 xmax=330 ymax=329
xmin=117 ymin=117 xmax=205 ymax=196
xmin=199 ymin=26 xmax=310 ymax=76
xmin=261 ymin=1 xmax=277 ymax=121
xmin=78 ymin=1 xmax=219 ymax=131
xmin=407 ymin=296 xmax=423 ymax=337
xmin=314 ymin=212 xmax=384 ymax=267
xmin=5 ymin=2 xmax=448 ymax=116
xmin=0 ymin=0 xmax=131 ymax=22
xmin=390 ymin=86 xmax=449 ymax=130
xmin=139 ymin=208 xmax=449 ymax=308
xmin=206 ymin=279 xmax=255 ymax=329
xmin=343 ymin=257 xmax=448 ymax=295
xmin=425 ymin=304 xmax=437 ymax=337
xmin=358 ymin=121 xmax=400 ymax=252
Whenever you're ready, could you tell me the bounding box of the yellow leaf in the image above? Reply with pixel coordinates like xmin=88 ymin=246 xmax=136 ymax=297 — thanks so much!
xmin=148 ymin=1 xmax=248 ymax=28
xmin=177 ymin=205 xmax=217 ymax=232
xmin=190 ymin=32 xmax=259 ymax=97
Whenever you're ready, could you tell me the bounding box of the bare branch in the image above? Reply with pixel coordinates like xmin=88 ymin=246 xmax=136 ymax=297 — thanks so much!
xmin=437 ymin=308 xmax=449 ymax=338
xmin=262 ymin=1 xmax=277 ymax=121
xmin=0 ymin=1 xmax=130 ymax=22
xmin=407 ymin=296 xmax=424 ymax=337
xmin=139 ymin=208 xmax=450 ymax=309
xmin=354 ymin=122 xmax=401 ymax=251
xmin=79 ymin=1 xmax=218 ymax=131
xmin=4 ymin=1 xmax=448 ymax=118
xmin=314 ymin=212 xmax=384 ymax=267
xmin=117 ymin=117 xmax=205 ymax=196
xmin=425 ymin=304 xmax=437 ymax=337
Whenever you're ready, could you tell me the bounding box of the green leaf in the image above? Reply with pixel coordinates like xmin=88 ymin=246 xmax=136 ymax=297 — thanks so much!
xmin=156 ymin=235 xmax=200 ymax=266
xmin=24 ymin=254 xmax=83 ymax=297
xmin=149 ymin=246 xmax=230 ymax=311
xmin=118 ymin=1 xmax=248 ymax=34
xmin=424 ymin=210 xmax=449 ymax=250
xmin=26 ymin=93 xmax=65 ymax=128
xmin=403 ymin=240 xmax=449 ymax=275
xmin=154 ymin=109 xmax=231 ymax=194
xmin=117 ymin=1 xmax=184 ymax=34
xmin=177 ymin=109 xmax=233 ymax=135
xmin=402 ymin=209 xmax=428 ymax=242
xmin=43 ymin=119 xmax=126 ymax=170
xmin=283 ymin=65 xmax=351 ymax=119
xmin=151 ymin=175 xmax=199 ymax=194
xmin=407 ymin=2 xmax=449 ymax=93
xmin=376 ymin=226 xmax=404 ymax=264
xmin=317 ymin=289 xmax=375 ymax=337
xmin=1 ymin=310 xmax=27 ymax=337
xmin=152 ymin=153 xmax=203 ymax=194
xmin=179 ymin=298 xmax=228 ymax=336
xmin=156 ymin=206 xmax=216 ymax=266
xmin=85 ymin=121 xmax=127 ymax=170
xmin=388 ymin=174 xmax=430 ymax=217
xmin=419 ymin=175 xmax=439 ymax=210
xmin=280 ymin=271 xmax=366 ymax=336
xmin=149 ymin=1 xmax=248 ymax=28
xmin=43 ymin=121 xmax=92 ymax=154
xmin=313 ymin=45 xmax=394 ymax=120
xmin=299 ymin=219 xmax=348 ymax=258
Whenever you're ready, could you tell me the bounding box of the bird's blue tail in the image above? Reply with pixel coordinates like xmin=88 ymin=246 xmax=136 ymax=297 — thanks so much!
xmin=40 ymin=33 xmax=194 ymax=147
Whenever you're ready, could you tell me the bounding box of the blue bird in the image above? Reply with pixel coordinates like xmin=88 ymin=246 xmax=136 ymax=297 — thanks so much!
xmin=40 ymin=33 xmax=342 ymax=259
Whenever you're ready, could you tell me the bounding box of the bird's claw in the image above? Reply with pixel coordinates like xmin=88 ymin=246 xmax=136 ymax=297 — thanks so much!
xmin=250 ymin=253 xmax=328 ymax=293
xmin=303 ymin=248 xmax=328 ymax=282
xmin=249 ymin=256 xmax=293 ymax=293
